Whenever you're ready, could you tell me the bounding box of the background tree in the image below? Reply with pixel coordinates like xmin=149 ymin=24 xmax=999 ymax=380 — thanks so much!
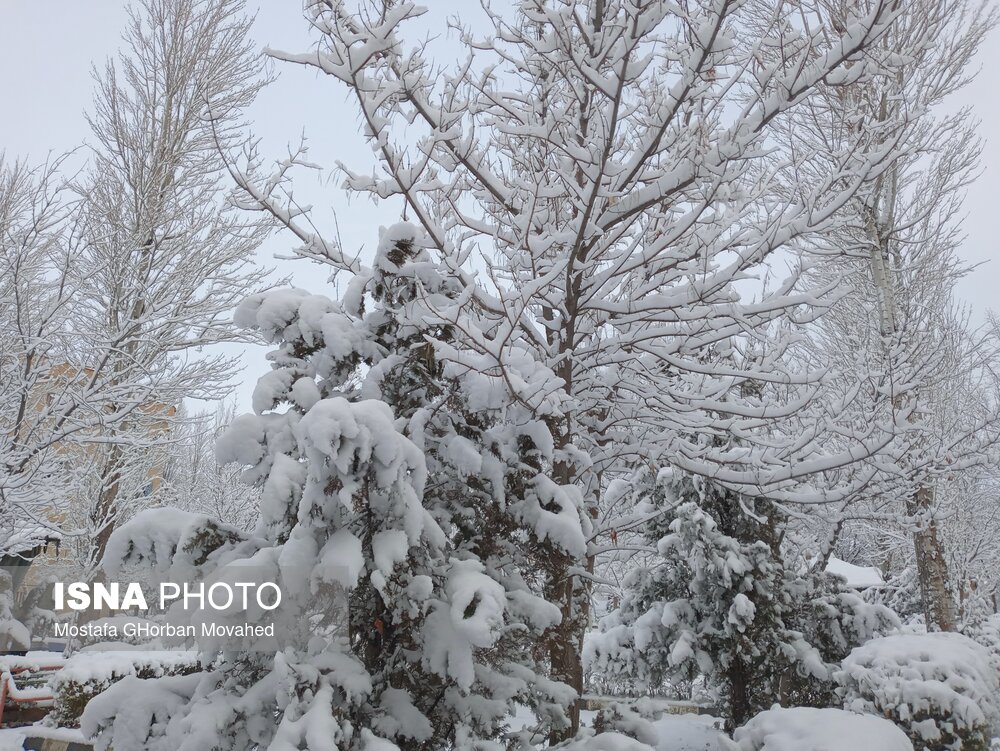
xmin=777 ymin=0 xmax=1000 ymax=631
xmin=156 ymin=404 xmax=261 ymax=531
xmin=0 ymin=156 xmax=84 ymax=542
xmin=71 ymin=0 xmax=270 ymax=575
xmin=586 ymin=468 xmax=897 ymax=730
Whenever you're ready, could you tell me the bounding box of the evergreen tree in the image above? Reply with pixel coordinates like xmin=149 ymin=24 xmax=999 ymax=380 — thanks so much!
xmin=85 ymin=224 xmax=579 ymax=750
xmin=588 ymin=470 xmax=897 ymax=729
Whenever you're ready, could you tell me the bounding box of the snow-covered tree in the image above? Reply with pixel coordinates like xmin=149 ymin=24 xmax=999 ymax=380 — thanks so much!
xmin=228 ymin=0 xmax=954 ymax=734
xmin=952 ymin=524 xmax=1000 ymax=628
xmin=0 ymin=157 xmax=111 ymax=647
xmin=0 ymin=0 xmax=270 ymax=647
xmin=71 ymin=0 xmax=270 ymax=573
xmin=775 ymin=0 xmax=999 ymax=631
xmin=85 ymin=223 xmax=579 ymax=750
xmin=586 ymin=470 xmax=896 ymax=729
xmin=156 ymin=405 xmax=261 ymax=532
xmin=592 ymin=498 xmax=798 ymax=729
xmin=0 ymin=156 xmax=84 ymax=534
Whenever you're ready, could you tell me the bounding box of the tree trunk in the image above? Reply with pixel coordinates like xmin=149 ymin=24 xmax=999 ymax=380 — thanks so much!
xmin=867 ymin=199 xmax=956 ymax=632
xmin=544 ymin=549 xmax=585 ymax=744
xmin=907 ymin=484 xmax=957 ymax=631
xmin=76 ymin=447 xmax=125 ymax=628
xmin=88 ymin=445 xmax=124 ymax=573
xmin=727 ymin=658 xmax=752 ymax=731
xmin=542 ymin=352 xmax=590 ymax=743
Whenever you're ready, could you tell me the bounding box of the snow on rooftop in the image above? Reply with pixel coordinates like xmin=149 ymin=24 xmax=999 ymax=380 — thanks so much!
xmin=825 ymin=556 xmax=885 ymax=590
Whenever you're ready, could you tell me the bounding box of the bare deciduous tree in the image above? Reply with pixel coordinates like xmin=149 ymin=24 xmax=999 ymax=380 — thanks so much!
xmin=72 ymin=0 xmax=271 ymax=574
xmin=783 ymin=0 xmax=999 ymax=631
xmin=227 ymin=0 xmax=960 ymax=734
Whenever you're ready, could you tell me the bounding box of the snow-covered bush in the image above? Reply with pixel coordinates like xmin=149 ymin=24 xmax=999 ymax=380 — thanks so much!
xmin=590 ymin=702 xmax=660 ymax=747
xmin=836 ymin=632 xmax=1000 ymax=750
xmin=784 ymin=581 xmax=900 ymax=708
xmin=866 ymin=567 xmax=925 ymax=626
xmin=966 ymin=613 xmax=1000 ymax=659
xmin=49 ymin=651 xmax=200 ymax=727
xmin=722 ymin=707 xmax=913 ymax=751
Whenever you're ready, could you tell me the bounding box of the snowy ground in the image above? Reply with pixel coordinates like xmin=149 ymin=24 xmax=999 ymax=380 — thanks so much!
xmin=508 ymin=704 xmax=723 ymax=751
xmin=644 ymin=715 xmax=722 ymax=751
xmin=0 ymin=718 xmax=720 ymax=751
xmin=0 ymin=729 xmax=25 ymax=751
xmin=0 ymin=724 xmax=86 ymax=750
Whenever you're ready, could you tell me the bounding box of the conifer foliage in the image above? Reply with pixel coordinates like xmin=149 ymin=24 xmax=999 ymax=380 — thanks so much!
xmin=587 ymin=471 xmax=897 ymax=729
xmin=89 ymin=225 xmax=580 ymax=750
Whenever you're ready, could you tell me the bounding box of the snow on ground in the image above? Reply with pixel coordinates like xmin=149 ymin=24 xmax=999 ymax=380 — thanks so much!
xmin=649 ymin=714 xmax=722 ymax=750
xmin=0 ymin=724 xmax=87 ymax=750
xmin=509 ymin=705 xmax=723 ymax=750
xmin=0 ymin=729 xmax=24 ymax=751
xmin=723 ymin=707 xmax=912 ymax=751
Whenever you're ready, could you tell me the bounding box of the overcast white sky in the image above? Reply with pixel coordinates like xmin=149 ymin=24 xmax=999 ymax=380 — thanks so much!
xmin=1 ymin=1 xmax=998 ymax=411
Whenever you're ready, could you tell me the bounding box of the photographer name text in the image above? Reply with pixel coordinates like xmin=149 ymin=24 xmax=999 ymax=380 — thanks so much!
xmin=53 ymin=621 xmax=275 ymax=639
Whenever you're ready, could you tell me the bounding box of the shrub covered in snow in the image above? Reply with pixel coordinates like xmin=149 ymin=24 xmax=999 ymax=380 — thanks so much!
xmin=784 ymin=579 xmax=900 ymax=708
xmin=590 ymin=702 xmax=660 ymax=747
xmin=722 ymin=706 xmax=913 ymax=751
xmin=835 ymin=632 xmax=1000 ymax=750
xmin=965 ymin=612 xmax=1000 ymax=659
xmin=866 ymin=567 xmax=925 ymax=626
xmin=48 ymin=651 xmax=200 ymax=727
